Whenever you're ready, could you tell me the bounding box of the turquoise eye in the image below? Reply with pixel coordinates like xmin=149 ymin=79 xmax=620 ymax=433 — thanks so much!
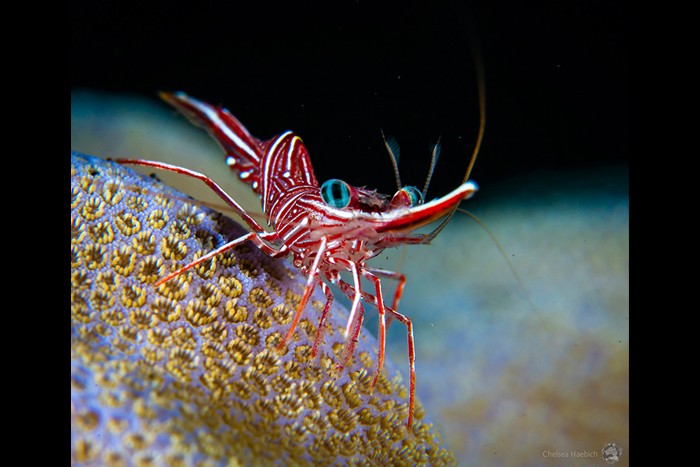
xmin=320 ymin=179 xmax=352 ymax=208
xmin=401 ymin=186 xmax=424 ymax=206
xmin=390 ymin=185 xmax=424 ymax=208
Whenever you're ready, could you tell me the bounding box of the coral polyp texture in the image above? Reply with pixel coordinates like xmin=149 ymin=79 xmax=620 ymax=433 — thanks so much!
xmin=70 ymin=152 xmax=454 ymax=466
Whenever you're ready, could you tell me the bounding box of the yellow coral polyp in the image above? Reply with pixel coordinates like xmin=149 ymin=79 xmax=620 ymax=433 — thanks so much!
xmin=184 ymin=299 xmax=218 ymax=326
xmin=248 ymin=287 xmax=273 ymax=309
xmin=114 ymin=212 xmax=141 ymax=236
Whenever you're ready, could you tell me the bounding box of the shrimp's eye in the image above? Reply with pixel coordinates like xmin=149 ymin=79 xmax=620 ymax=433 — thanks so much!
xmin=321 ymin=179 xmax=353 ymax=208
xmin=390 ymin=186 xmax=424 ymax=208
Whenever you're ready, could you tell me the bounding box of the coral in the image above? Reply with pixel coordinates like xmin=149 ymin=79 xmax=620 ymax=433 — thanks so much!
xmin=70 ymin=152 xmax=455 ymax=466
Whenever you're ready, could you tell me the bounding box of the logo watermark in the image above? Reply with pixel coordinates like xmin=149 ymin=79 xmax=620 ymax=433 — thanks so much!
xmin=601 ymin=443 xmax=622 ymax=464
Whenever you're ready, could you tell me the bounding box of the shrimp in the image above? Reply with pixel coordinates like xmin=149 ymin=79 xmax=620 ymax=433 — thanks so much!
xmin=117 ymin=76 xmax=484 ymax=428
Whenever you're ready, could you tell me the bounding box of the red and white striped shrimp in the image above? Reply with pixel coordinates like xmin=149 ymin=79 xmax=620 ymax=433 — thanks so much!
xmin=117 ymin=85 xmax=484 ymax=428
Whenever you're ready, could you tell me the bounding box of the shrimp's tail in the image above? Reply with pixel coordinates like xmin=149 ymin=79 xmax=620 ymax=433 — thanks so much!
xmin=159 ymin=91 xmax=264 ymax=190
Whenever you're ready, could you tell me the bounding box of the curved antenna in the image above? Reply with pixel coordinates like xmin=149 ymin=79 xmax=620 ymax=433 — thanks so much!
xmin=462 ymin=55 xmax=486 ymax=185
xmin=430 ymin=25 xmax=486 ymax=237
xmin=422 ymin=37 xmax=486 ymax=241
xmin=456 ymin=208 xmax=552 ymax=332
xmin=421 ymin=207 xmax=457 ymax=243
xmin=422 ymin=136 xmax=441 ymax=199
xmin=380 ymin=129 xmax=402 ymax=191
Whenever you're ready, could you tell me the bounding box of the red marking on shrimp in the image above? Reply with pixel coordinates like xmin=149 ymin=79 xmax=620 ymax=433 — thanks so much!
xmin=117 ymin=84 xmax=484 ymax=428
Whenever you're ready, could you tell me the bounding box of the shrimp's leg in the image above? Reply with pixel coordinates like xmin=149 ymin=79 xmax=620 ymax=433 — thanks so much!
xmin=311 ymin=281 xmax=335 ymax=357
xmin=381 ymin=303 xmax=416 ymax=429
xmin=278 ymin=236 xmax=328 ymax=350
xmin=332 ymin=260 xmax=366 ymax=372
xmin=343 ymin=260 xmax=364 ymax=339
xmin=335 ymin=302 xmax=366 ymax=373
xmin=362 ymin=271 xmax=389 ymax=390
xmin=365 ymin=267 xmax=407 ymax=330
xmin=115 ymin=159 xmax=268 ymax=234
xmin=365 ymin=267 xmax=406 ymax=312
xmin=155 ymin=231 xmax=285 ymax=286
xmin=336 ymin=276 xmax=416 ymax=429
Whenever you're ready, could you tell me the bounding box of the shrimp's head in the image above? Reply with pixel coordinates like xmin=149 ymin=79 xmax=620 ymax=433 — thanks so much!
xmin=317 ymin=178 xmax=479 ymax=239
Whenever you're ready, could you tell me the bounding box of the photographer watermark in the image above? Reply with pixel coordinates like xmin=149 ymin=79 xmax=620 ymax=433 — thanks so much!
xmin=542 ymin=449 xmax=599 ymax=459
xmin=542 ymin=443 xmax=622 ymax=464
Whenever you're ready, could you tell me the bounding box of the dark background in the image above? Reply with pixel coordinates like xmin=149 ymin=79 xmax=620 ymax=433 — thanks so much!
xmin=71 ymin=0 xmax=627 ymax=200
